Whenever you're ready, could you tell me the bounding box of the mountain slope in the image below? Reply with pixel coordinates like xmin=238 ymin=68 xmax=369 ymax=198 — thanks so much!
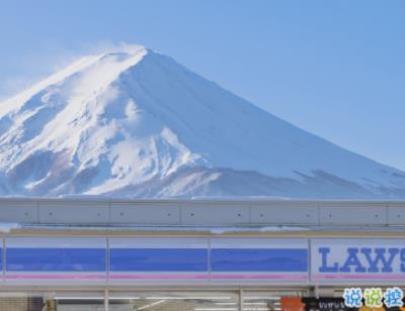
xmin=0 ymin=45 xmax=404 ymax=198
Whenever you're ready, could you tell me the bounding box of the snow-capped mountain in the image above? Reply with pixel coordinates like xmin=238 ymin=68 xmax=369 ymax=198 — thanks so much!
xmin=0 ymin=45 xmax=404 ymax=198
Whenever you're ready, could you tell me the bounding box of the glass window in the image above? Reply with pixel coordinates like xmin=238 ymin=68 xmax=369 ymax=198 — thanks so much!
xmin=0 ymin=291 xmax=105 ymax=311
xmin=108 ymin=291 xmax=239 ymax=311
xmin=0 ymin=292 xmax=47 ymax=311
xmin=52 ymin=292 xmax=105 ymax=311
xmin=243 ymin=291 xmax=309 ymax=311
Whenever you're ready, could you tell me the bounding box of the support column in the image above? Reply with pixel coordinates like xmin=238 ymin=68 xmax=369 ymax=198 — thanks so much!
xmin=239 ymin=289 xmax=244 ymax=311
xmin=104 ymin=289 xmax=109 ymax=311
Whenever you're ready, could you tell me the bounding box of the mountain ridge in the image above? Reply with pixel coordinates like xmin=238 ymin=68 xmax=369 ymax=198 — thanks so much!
xmin=0 ymin=45 xmax=404 ymax=198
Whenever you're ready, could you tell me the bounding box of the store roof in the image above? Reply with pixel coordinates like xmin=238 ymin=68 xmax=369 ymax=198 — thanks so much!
xmin=0 ymin=198 xmax=404 ymax=233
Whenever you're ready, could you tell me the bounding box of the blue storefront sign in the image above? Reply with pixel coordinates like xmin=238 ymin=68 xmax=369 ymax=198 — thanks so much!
xmin=2 ymin=236 xmax=405 ymax=285
xmin=5 ymin=237 xmax=107 ymax=281
xmin=109 ymin=237 xmax=209 ymax=281
xmin=108 ymin=238 xmax=309 ymax=282
xmin=209 ymin=238 xmax=308 ymax=281
xmin=1 ymin=237 xmax=309 ymax=283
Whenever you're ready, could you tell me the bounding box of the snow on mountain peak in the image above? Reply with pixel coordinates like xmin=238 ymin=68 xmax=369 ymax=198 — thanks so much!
xmin=0 ymin=44 xmax=404 ymax=198
xmin=0 ymin=46 xmax=205 ymax=195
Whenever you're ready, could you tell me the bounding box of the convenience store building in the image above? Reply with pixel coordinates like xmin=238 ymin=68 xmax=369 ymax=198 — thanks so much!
xmin=0 ymin=198 xmax=404 ymax=311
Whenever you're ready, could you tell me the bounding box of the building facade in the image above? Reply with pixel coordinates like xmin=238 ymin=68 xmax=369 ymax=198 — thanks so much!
xmin=0 ymin=198 xmax=404 ymax=311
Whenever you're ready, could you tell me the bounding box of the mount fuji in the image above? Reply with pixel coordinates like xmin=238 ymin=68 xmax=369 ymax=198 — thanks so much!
xmin=0 ymin=45 xmax=404 ymax=199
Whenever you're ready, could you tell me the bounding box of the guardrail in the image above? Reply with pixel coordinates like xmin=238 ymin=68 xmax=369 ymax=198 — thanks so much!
xmin=0 ymin=198 xmax=404 ymax=226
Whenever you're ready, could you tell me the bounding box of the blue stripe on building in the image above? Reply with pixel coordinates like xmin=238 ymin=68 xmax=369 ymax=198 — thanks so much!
xmin=6 ymin=248 xmax=106 ymax=272
xmin=110 ymin=248 xmax=208 ymax=272
xmin=4 ymin=247 xmax=308 ymax=273
xmin=211 ymin=248 xmax=308 ymax=272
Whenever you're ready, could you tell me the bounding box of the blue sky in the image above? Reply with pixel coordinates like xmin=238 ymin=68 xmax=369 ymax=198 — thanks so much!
xmin=1 ymin=0 xmax=404 ymax=170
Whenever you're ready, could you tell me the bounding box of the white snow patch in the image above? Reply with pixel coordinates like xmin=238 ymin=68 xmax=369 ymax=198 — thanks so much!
xmin=0 ymin=223 xmax=21 ymax=233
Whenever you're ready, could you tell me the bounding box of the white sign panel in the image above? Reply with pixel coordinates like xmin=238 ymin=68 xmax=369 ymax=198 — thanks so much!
xmin=311 ymin=238 xmax=405 ymax=284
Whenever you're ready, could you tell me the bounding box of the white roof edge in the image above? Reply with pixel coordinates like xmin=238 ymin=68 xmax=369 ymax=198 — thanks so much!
xmin=0 ymin=197 xmax=404 ymax=204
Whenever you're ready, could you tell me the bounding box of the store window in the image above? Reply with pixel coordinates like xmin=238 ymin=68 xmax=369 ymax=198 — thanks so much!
xmin=2 ymin=289 xmax=360 ymax=311
xmin=244 ymin=291 xmax=308 ymax=311
xmin=54 ymin=293 xmax=105 ymax=311
xmin=0 ymin=292 xmax=47 ymax=311
xmin=0 ymin=292 xmax=105 ymax=311
xmin=108 ymin=291 xmax=239 ymax=311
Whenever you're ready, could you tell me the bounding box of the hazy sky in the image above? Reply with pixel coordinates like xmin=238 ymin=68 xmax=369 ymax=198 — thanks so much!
xmin=0 ymin=0 xmax=404 ymax=170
